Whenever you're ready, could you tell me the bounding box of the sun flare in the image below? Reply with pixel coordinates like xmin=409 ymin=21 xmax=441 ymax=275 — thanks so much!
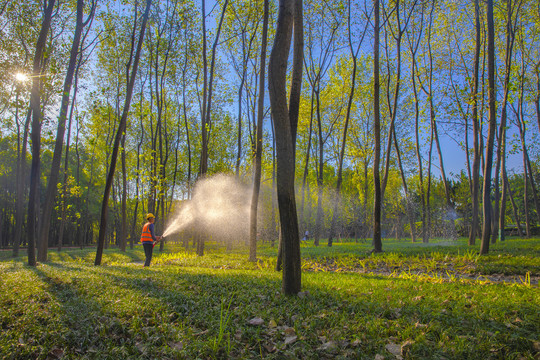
xmin=15 ymin=73 xmax=28 ymax=82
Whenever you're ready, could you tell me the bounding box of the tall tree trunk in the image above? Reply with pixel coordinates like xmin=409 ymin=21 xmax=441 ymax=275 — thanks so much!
xmin=14 ymin=108 xmax=31 ymax=257
xmin=120 ymin=133 xmax=127 ymax=252
xmin=372 ymin=0 xmax=382 ymax=253
xmin=58 ymin=72 xmax=79 ymax=251
xmin=95 ymin=0 xmax=152 ymax=265
xmin=504 ymin=169 xmax=523 ymax=237
xmin=182 ymin=54 xmax=192 ymax=198
xmin=407 ymin=4 xmax=426 ymax=243
xmin=268 ymin=0 xmax=302 ymax=295
xmin=198 ymin=0 xmax=229 ymax=256
xmin=314 ymin=86 xmax=323 ymax=246
xmin=249 ymin=0 xmax=269 ymax=262
xmin=328 ymin=0 xmax=369 ymax=246
xmin=494 ymin=0 xmax=520 ymax=244
xmin=300 ymin=90 xmax=314 ymax=231
xmin=469 ymin=0 xmax=481 ymax=246
xmin=38 ymin=0 xmax=87 ymax=261
xmin=27 ymin=0 xmax=56 ymax=266
xmin=480 ymin=0 xmax=497 ymax=255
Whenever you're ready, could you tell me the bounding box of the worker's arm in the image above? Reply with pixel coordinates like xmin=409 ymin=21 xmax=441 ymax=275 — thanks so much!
xmin=149 ymin=223 xmax=162 ymax=242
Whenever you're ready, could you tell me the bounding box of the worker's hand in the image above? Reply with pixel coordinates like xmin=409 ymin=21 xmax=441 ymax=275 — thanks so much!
xmin=157 ymin=236 xmax=162 ymax=241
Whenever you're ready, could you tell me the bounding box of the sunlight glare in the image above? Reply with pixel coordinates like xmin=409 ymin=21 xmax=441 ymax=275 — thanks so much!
xmin=15 ymin=73 xmax=29 ymax=82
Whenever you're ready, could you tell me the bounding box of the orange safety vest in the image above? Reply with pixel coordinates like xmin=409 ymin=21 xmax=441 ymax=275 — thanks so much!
xmin=140 ymin=223 xmax=154 ymax=243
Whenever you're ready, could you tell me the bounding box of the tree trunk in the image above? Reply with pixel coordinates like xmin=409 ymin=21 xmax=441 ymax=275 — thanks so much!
xmin=504 ymin=170 xmax=523 ymax=237
xmin=95 ymin=0 xmax=152 ymax=265
xmin=372 ymin=0 xmax=382 ymax=253
xmin=480 ymin=0 xmax=496 ymax=255
xmin=249 ymin=0 xmax=269 ymax=262
xmin=469 ymin=0 xmax=481 ymax=246
xmin=268 ymin=0 xmax=302 ymax=295
xmin=299 ymin=90 xmax=314 ymax=231
xmin=328 ymin=0 xmax=369 ymax=246
xmin=198 ymin=0 xmax=229 ymax=256
xmin=38 ymin=0 xmax=86 ymax=261
xmin=27 ymin=0 xmax=56 ymax=266
xmin=493 ymin=0 xmax=520 ymax=244
xmin=407 ymin=4 xmax=426 ymax=243
xmin=13 ymin=108 xmax=31 ymax=257
xmin=314 ymin=85 xmax=323 ymax=246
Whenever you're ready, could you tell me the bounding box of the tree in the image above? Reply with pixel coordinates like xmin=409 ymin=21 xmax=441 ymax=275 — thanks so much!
xmin=328 ymin=0 xmax=369 ymax=247
xmin=95 ymin=0 xmax=152 ymax=266
xmin=480 ymin=0 xmax=496 ymax=255
xmin=38 ymin=0 xmax=95 ymax=261
xmin=268 ymin=0 xmax=302 ymax=295
xmin=27 ymin=0 xmax=56 ymax=266
xmin=197 ymin=0 xmax=229 ymax=256
xmin=372 ymin=0 xmax=382 ymax=253
xmin=469 ymin=0 xmax=482 ymax=246
xmin=249 ymin=0 xmax=269 ymax=262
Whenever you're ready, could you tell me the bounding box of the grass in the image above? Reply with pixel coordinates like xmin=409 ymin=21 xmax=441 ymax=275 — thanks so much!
xmin=0 ymin=237 xmax=539 ymax=359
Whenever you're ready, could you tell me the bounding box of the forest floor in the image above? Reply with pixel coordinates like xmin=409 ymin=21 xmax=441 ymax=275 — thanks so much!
xmin=0 ymin=237 xmax=538 ymax=359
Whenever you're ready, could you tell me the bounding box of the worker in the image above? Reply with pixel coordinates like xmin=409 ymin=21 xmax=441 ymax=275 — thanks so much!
xmin=141 ymin=213 xmax=162 ymax=267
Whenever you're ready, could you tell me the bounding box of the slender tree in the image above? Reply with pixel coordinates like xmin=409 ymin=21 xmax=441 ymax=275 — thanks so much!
xmin=39 ymin=0 xmax=94 ymax=261
xmin=480 ymin=0 xmax=497 ymax=255
xmin=469 ymin=0 xmax=482 ymax=246
xmin=372 ymin=0 xmax=382 ymax=253
xmin=328 ymin=0 xmax=369 ymax=247
xmin=268 ymin=0 xmax=303 ymax=294
xmin=27 ymin=0 xmax=56 ymax=266
xmin=249 ymin=0 xmax=269 ymax=262
xmin=95 ymin=0 xmax=152 ymax=265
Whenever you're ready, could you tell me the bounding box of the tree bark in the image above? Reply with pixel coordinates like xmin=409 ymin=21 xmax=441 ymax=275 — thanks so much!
xmin=469 ymin=0 xmax=481 ymax=246
xmin=39 ymin=0 xmax=88 ymax=261
xmin=95 ymin=0 xmax=152 ymax=265
xmin=27 ymin=0 xmax=56 ymax=266
xmin=372 ymin=0 xmax=382 ymax=253
xmin=13 ymin=107 xmax=31 ymax=257
xmin=249 ymin=0 xmax=269 ymax=262
xmin=328 ymin=0 xmax=369 ymax=247
xmin=480 ymin=0 xmax=497 ymax=255
xmin=268 ymin=0 xmax=302 ymax=294
xmin=494 ymin=0 xmax=520 ymax=244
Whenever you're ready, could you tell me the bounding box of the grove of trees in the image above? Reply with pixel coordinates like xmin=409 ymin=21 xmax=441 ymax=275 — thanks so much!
xmin=1 ymin=0 xmax=539 ymax=291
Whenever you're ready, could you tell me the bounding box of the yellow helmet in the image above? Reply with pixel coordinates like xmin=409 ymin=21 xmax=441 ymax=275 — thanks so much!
xmin=146 ymin=213 xmax=155 ymax=220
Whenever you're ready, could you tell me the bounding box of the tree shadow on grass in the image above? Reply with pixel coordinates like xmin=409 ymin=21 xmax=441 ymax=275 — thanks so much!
xmin=23 ymin=261 xmax=540 ymax=359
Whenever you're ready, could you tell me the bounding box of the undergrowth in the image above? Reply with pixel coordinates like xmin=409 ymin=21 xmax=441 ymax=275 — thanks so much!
xmin=0 ymin=237 xmax=538 ymax=359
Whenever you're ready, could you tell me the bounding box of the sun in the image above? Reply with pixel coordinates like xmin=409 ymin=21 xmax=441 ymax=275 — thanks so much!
xmin=15 ymin=73 xmax=29 ymax=82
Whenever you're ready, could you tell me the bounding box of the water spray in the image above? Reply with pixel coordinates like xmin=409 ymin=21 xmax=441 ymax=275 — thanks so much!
xmin=161 ymin=174 xmax=251 ymax=243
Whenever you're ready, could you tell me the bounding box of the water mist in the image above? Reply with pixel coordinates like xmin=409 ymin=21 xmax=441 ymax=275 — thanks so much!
xmin=162 ymin=174 xmax=251 ymax=244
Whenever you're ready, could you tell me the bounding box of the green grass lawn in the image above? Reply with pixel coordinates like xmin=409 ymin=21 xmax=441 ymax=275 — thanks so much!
xmin=1 ymin=238 xmax=538 ymax=359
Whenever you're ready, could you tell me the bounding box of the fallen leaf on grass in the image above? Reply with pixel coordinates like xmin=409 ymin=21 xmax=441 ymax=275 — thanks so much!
xmin=317 ymin=341 xmax=338 ymax=353
xmin=268 ymin=319 xmax=277 ymax=328
xmin=401 ymin=340 xmax=414 ymax=357
xmin=192 ymin=329 xmax=209 ymax=336
xmin=374 ymin=354 xmax=385 ymax=360
xmin=284 ymin=327 xmax=296 ymax=336
xmin=263 ymin=343 xmax=277 ymax=353
xmin=385 ymin=342 xmax=403 ymax=359
xmin=168 ymin=341 xmax=183 ymax=351
xmin=47 ymin=348 xmax=64 ymax=359
xmin=249 ymin=317 xmax=264 ymax=326
xmin=351 ymin=339 xmax=362 ymax=347
xmin=284 ymin=336 xmax=297 ymax=345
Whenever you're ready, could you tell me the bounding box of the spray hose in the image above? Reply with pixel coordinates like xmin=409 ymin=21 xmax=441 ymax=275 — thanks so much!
xmin=152 ymin=236 xmax=165 ymax=248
